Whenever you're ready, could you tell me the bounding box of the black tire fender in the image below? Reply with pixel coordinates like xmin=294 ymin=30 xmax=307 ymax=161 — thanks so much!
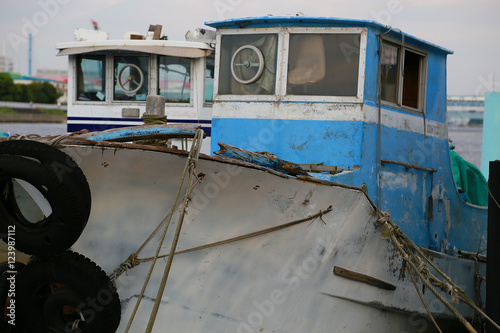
xmin=42 ymin=287 xmax=86 ymax=333
xmin=16 ymin=251 xmax=121 ymax=333
xmin=0 ymin=140 xmax=91 ymax=255
xmin=0 ymin=140 xmax=91 ymax=211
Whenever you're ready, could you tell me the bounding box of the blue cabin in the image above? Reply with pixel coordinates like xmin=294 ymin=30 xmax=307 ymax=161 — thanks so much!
xmin=205 ymin=16 xmax=487 ymax=254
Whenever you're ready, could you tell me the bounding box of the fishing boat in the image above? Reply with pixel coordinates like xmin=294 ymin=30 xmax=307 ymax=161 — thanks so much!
xmin=56 ymin=24 xmax=215 ymax=154
xmin=0 ymin=15 xmax=493 ymax=333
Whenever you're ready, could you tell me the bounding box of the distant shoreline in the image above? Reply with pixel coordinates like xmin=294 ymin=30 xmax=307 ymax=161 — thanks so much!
xmin=0 ymin=108 xmax=66 ymax=123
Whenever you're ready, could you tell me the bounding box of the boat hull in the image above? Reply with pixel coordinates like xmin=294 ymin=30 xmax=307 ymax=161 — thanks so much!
xmin=56 ymin=143 xmax=484 ymax=332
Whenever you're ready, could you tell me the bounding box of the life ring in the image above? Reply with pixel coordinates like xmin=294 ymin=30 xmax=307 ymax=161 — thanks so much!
xmin=16 ymin=251 xmax=121 ymax=333
xmin=0 ymin=140 xmax=91 ymax=256
xmin=0 ymin=261 xmax=25 ymax=333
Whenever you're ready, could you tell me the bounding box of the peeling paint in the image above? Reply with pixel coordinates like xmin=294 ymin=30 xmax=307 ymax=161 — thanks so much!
xmin=381 ymin=171 xmax=417 ymax=193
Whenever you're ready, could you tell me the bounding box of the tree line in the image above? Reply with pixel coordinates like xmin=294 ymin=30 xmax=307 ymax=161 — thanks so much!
xmin=0 ymin=73 xmax=62 ymax=104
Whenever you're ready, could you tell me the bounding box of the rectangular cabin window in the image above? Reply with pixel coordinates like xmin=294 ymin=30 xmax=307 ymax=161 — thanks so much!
xmin=402 ymin=50 xmax=422 ymax=109
xmin=113 ymin=55 xmax=149 ymax=101
xmin=380 ymin=41 xmax=426 ymax=110
xmin=218 ymin=34 xmax=278 ymax=95
xmin=158 ymin=56 xmax=191 ymax=103
xmin=76 ymin=54 xmax=106 ymax=101
xmin=380 ymin=43 xmax=399 ymax=104
xmin=205 ymin=57 xmax=215 ymax=103
xmin=287 ymin=34 xmax=360 ymax=96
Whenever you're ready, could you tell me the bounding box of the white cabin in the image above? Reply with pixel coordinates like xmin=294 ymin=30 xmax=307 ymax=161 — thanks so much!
xmin=56 ymin=26 xmax=215 ymax=153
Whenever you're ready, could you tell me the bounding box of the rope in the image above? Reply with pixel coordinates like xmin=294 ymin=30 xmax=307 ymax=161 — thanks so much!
xmin=145 ymin=129 xmax=203 ymax=333
xmin=4 ymin=129 xmax=90 ymax=147
xmin=123 ymin=129 xmax=203 ymax=333
xmin=407 ymin=266 xmax=443 ymax=333
xmin=377 ymin=211 xmax=500 ymax=331
xmin=142 ymin=114 xmax=167 ymax=125
xmin=136 ymin=176 xmax=204 ymax=256
xmin=472 ymin=257 xmax=486 ymax=330
xmin=110 ymin=174 xmax=206 ymax=284
xmin=71 ymin=319 xmax=82 ymax=330
xmin=489 ymin=183 xmax=500 ymax=209
xmin=380 ymin=215 xmax=476 ymax=333
xmin=376 ymin=35 xmax=384 ymax=210
xmin=6 ymin=133 xmax=41 ymax=140
xmin=49 ymin=133 xmax=72 ymax=146
xmin=136 ymin=206 xmax=334 ymax=264
xmin=110 ymin=253 xmax=139 ymax=285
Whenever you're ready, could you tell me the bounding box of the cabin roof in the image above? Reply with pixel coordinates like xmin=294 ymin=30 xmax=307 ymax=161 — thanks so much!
xmin=205 ymin=15 xmax=453 ymax=55
xmin=55 ymin=40 xmax=213 ymax=58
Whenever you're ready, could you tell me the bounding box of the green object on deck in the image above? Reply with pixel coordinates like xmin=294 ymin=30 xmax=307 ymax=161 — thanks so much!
xmin=450 ymin=149 xmax=488 ymax=207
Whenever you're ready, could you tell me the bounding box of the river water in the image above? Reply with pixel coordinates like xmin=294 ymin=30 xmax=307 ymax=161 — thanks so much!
xmin=0 ymin=123 xmax=484 ymax=169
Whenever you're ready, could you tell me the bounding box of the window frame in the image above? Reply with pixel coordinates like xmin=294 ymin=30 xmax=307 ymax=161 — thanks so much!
xmin=214 ymin=27 xmax=284 ymax=102
xmin=71 ymin=50 xmax=216 ymax=108
xmin=112 ymin=53 xmax=151 ymax=103
xmin=281 ymin=27 xmax=367 ymax=104
xmin=204 ymin=55 xmax=215 ymax=106
xmin=214 ymin=27 xmax=367 ymax=103
xmin=73 ymin=53 xmax=108 ymax=105
xmin=379 ymin=36 xmax=428 ymax=114
xmin=157 ymin=55 xmax=194 ymax=106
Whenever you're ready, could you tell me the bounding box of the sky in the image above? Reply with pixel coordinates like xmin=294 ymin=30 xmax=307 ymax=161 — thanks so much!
xmin=1 ymin=0 xmax=499 ymax=96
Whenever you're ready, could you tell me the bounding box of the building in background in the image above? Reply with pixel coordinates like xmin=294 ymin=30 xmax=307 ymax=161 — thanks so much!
xmin=0 ymin=56 xmax=14 ymax=73
xmin=447 ymin=95 xmax=484 ymax=126
xmin=36 ymin=69 xmax=68 ymax=104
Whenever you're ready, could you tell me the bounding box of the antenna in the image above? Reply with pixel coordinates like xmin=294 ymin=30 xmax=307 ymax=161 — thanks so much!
xmin=28 ymin=33 xmax=32 ymax=76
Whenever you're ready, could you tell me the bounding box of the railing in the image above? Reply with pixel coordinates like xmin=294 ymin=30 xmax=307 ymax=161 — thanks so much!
xmin=0 ymin=101 xmax=67 ymax=110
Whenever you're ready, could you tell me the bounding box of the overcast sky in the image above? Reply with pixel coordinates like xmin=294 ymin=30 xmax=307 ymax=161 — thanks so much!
xmin=1 ymin=0 xmax=499 ymax=95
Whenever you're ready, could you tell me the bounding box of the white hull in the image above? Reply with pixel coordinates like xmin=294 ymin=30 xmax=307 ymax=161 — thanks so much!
xmin=61 ymin=143 xmax=483 ymax=332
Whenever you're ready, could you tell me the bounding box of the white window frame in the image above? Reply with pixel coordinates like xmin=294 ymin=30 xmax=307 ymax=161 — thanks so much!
xmin=214 ymin=27 xmax=367 ymax=103
xmin=72 ymin=53 xmax=108 ymax=106
xmin=281 ymin=27 xmax=367 ymax=104
xmin=157 ymin=55 xmax=194 ymax=107
xmin=110 ymin=53 xmax=152 ymax=104
xmin=203 ymin=55 xmax=215 ymax=107
xmin=214 ymin=27 xmax=284 ymax=102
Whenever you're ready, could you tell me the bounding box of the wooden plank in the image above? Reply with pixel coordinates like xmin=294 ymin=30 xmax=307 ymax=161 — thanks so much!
xmin=333 ymin=266 xmax=396 ymax=291
xmin=152 ymin=25 xmax=162 ymax=40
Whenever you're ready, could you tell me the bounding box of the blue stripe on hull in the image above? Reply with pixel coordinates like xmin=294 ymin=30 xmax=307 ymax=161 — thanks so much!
xmin=68 ymin=123 xmax=212 ymax=136
xmin=67 ymin=116 xmax=212 ymax=124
